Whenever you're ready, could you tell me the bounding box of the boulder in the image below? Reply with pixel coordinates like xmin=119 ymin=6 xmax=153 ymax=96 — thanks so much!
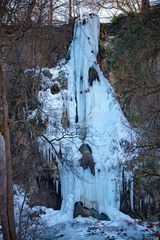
xmin=73 ymin=202 xmax=110 ymax=220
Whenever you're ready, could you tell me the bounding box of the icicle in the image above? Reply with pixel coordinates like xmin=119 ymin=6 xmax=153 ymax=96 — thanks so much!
xmin=130 ymin=177 xmax=134 ymax=211
xmin=56 ymin=180 xmax=59 ymax=194
xmin=139 ymin=199 xmax=142 ymax=212
xmin=53 ymin=179 xmax=56 ymax=191
xmin=49 ymin=147 xmax=51 ymax=161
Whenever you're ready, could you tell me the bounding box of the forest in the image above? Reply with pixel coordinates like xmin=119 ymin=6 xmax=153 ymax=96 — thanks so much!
xmin=0 ymin=0 xmax=160 ymax=239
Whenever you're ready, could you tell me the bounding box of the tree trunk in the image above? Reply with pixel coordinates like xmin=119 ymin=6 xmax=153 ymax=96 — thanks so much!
xmin=0 ymin=134 xmax=11 ymax=240
xmin=48 ymin=0 xmax=53 ymax=25
xmin=69 ymin=0 xmax=72 ymax=22
xmin=1 ymin=64 xmax=17 ymax=240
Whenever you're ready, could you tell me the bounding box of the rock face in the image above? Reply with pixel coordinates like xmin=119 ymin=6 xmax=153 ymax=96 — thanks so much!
xmin=73 ymin=202 xmax=110 ymax=220
xmin=61 ymin=111 xmax=69 ymax=129
xmin=79 ymin=144 xmax=95 ymax=175
xmin=88 ymin=67 xmax=100 ymax=86
xmin=5 ymin=24 xmax=74 ymax=70
xmin=30 ymin=161 xmax=61 ymax=210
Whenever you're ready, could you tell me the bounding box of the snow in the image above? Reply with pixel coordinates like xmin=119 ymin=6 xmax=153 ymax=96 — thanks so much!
xmin=0 ymin=185 xmax=158 ymax=240
xmin=38 ymin=14 xmax=134 ymax=222
xmin=38 ymin=217 xmax=154 ymax=240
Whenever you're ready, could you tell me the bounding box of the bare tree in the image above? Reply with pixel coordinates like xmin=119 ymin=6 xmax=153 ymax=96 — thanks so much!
xmin=0 ymin=134 xmax=10 ymax=240
xmin=0 ymin=1 xmax=40 ymax=239
xmin=83 ymin=0 xmax=151 ymax=15
xmin=1 ymin=68 xmax=17 ymax=240
xmin=142 ymin=0 xmax=150 ymax=13
xmin=69 ymin=0 xmax=73 ymax=21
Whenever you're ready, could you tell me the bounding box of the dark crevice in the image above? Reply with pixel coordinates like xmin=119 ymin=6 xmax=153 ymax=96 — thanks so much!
xmin=88 ymin=67 xmax=100 ymax=86
xmin=53 ymin=180 xmax=62 ymax=210
xmin=33 ymin=174 xmax=62 ymax=210
xmin=75 ymin=90 xmax=79 ymax=123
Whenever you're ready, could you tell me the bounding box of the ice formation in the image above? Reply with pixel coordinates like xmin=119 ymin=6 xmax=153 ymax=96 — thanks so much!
xmin=38 ymin=14 xmax=133 ymax=221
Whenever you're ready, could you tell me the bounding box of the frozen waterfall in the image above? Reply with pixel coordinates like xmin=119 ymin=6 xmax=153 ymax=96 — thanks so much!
xmin=38 ymin=13 xmax=133 ymax=221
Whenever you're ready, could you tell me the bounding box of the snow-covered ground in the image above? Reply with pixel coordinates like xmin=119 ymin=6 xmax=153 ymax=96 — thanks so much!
xmin=1 ymin=185 xmax=159 ymax=240
xmin=1 ymin=218 xmax=158 ymax=240
xmin=1 ymin=189 xmax=159 ymax=240
xmin=33 ymin=216 xmax=159 ymax=240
